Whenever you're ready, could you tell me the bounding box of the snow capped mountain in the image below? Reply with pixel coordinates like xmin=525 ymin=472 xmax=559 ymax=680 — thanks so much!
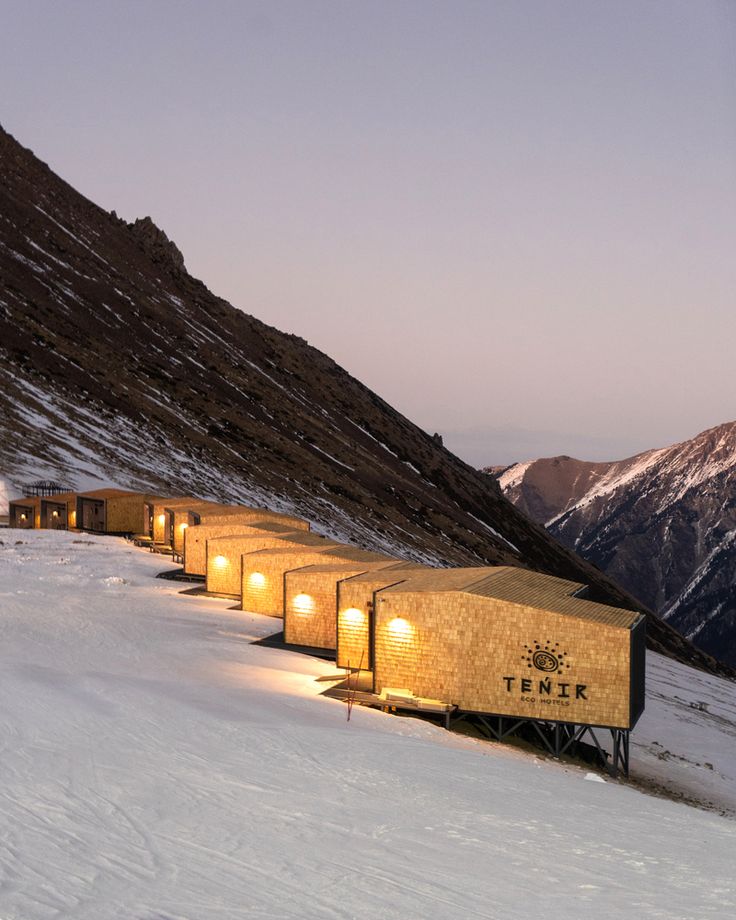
xmin=0 ymin=531 xmax=733 ymax=918
xmin=493 ymin=422 xmax=736 ymax=667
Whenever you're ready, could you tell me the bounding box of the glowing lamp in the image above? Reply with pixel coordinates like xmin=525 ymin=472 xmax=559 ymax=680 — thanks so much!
xmin=213 ymin=555 xmax=228 ymax=567
xmin=180 ymin=522 xmax=188 ymax=530
xmin=157 ymin=514 xmax=166 ymax=525
xmin=52 ymin=510 xmax=59 ymax=518
xmin=249 ymin=572 xmax=266 ymax=587
xmin=387 ymin=617 xmax=414 ymax=641
xmin=293 ymin=593 xmax=314 ymax=614
xmin=20 ymin=513 xmax=26 ymax=521
xmin=342 ymin=607 xmax=365 ymax=626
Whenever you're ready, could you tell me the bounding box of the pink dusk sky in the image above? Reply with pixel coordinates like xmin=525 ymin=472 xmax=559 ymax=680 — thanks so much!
xmin=2 ymin=0 xmax=734 ymax=466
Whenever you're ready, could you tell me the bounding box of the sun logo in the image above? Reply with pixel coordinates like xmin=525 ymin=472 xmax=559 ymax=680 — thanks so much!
xmin=522 ymin=641 xmax=570 ymax=673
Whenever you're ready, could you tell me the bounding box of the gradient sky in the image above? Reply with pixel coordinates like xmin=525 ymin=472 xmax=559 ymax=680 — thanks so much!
xmin=2 ymin=0 xmax=734 ymax=466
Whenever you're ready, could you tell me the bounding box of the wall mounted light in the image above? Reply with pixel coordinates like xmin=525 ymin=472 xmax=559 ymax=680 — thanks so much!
xmin=213 ymin=555 xmax=228 ymax=567
xmin=293 ymin=593 xmax=314 ymax=614
xmin=341 ymin=607 xmax=365 ymax=627
xmin=157 ymin=514 xmax=166 ymax=525
xmin=249 ymin=572 xmax=266 ymax=587
xmin=387 ymin=617 xmax=414 ymax=642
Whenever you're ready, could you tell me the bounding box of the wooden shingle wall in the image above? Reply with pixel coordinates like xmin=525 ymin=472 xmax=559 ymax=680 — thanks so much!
xmin=9 ymin=498 xmax=40 ymax=528
xmin=284 ymin=563 xmax=396 ymax=650
xmin=199 ymin=508 xmax=310 ymax=532
xmin=373 ymin=590 xmax=635 ymax=729
xmin=206 ymin=534 xmax=333 ymax=596
xmin=106 ymin=494 xmax=161 ymax=534
xmin=336 ymin=565 xmax=428 ymax=669
xmin=241 ymin=549 xmax=347 ymax=616
xmin=184 ymin=522 xmax=295 ymax=575
xmin=170 ymin=504 xmax=216 ymax=553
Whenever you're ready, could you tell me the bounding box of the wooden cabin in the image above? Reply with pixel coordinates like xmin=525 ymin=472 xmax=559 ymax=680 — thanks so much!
xmin=184 ymin=520 xmax=307 ymax=577
xmin=372 ymin=566 xmax=646 ymax=731
xmin=241 ymin=546 xmax=397 ymax=618
xmin=9 ymin=496 xmax=41 ymax=528
xmin=283 ymin=556 xmax=399 ymax=651
xmin=150 ymin=496 xmax=212 ymax=546
xmin=336 ymin=562 xmax=430 ymax=670
xmin=167 ymin=502 xmax=232 ymax=555
xmin=40 ymin=492 xmax=78 ymax=529
xmin=75 ymin=489 xmax=155 ymax=533
xmin=207 ymin=531 xmax=337 ymax=597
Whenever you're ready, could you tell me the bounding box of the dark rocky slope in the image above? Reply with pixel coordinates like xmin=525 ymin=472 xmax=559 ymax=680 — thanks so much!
xmin=0 ymin=124 xmax=729 ymax=677
xmin=493 ymin=424 xmax=736 ymax=668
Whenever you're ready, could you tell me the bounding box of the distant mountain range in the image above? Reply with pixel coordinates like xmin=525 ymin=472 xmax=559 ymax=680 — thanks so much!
xmin=490 ymin=422 xmax=736 ymax=667
xmin=0 ymin=123 xmax=729 ymax=677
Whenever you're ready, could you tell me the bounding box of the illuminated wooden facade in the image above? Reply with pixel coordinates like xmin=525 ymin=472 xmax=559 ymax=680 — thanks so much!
xmin=336 ymin=562 xmax=430 ymax=669
xmin=283 ymin=555 xmax=398 ymax=650
xmin=206 ymin=531 xmax=337 ymax=596
xmin=242 ymin=546 xmax=394 ymax=618
xmin=149 ymin=497 xmax=228 ymax=546
xmin=168 ymin=503 xmax=233 ymax=554
xmin=40 ymin=492 xmax=78 ymax=529
xmin=9 ymin=496 xmax=41 ymax=528
xmin=184 ymin=520 xmax=309 ymax=576
xmin=372 ymin=566 xmax=646 ymax=731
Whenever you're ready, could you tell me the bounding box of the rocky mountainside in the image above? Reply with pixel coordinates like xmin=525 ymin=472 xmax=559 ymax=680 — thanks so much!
xmin=492 ymin=423 xmax=736 ymax=667
xmin=0 ymin=124 xmax=728 ymax=677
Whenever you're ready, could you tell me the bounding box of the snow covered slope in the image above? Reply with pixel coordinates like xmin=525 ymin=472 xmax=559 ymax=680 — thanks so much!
xmin=493 ymin=422 xmax=736 ymax=668
xmin=0 ymin=531 xmax=733 ymax=919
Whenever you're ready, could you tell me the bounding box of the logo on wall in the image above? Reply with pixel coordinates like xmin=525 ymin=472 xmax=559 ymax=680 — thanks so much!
xmin=522 ymin=641 xmax=571 ymax=674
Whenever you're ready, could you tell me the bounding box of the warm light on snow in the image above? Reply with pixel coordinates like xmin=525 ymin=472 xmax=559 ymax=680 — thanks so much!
xmin=0 ymin=531 xmax=733 ymax=919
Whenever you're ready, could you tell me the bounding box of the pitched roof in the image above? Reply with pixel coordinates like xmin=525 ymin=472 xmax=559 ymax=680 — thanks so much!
xmin=382 ymin=565 xmax=641 ymax=629
xmin=341 ymin=562 xmax=430 ymax=586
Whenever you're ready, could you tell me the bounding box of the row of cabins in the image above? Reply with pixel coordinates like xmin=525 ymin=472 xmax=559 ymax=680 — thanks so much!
xmin=9 ymin=487 xmax=645 ymax=752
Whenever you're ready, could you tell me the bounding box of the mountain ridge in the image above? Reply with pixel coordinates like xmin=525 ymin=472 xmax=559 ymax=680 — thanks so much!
xmin=1 ymin=123 xmax=730 ymax=677
xmin=492 ymin=421 xmax=736 ymax=667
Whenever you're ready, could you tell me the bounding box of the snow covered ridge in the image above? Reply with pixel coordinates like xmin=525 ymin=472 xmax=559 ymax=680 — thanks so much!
xmin=494 ymin=421 xmax=736 ymax=671
xmin=0 ymin=530 xmax=734 ymax=919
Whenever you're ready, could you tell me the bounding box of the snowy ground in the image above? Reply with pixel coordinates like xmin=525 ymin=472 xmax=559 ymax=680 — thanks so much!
xmin=0 ymin=532 xmax=734 ymax=920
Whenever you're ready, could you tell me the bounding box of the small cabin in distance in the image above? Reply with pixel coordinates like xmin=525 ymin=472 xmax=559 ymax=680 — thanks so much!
xmin=40 ymin=492 xmax=78 ymax=529
xmin=75 ymin=489 xmax=142 ymax=533
xmin=151 ymin=496 xmax=207 ymax=546
xmin=168 ymin=502 xmax=234 ymax=555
